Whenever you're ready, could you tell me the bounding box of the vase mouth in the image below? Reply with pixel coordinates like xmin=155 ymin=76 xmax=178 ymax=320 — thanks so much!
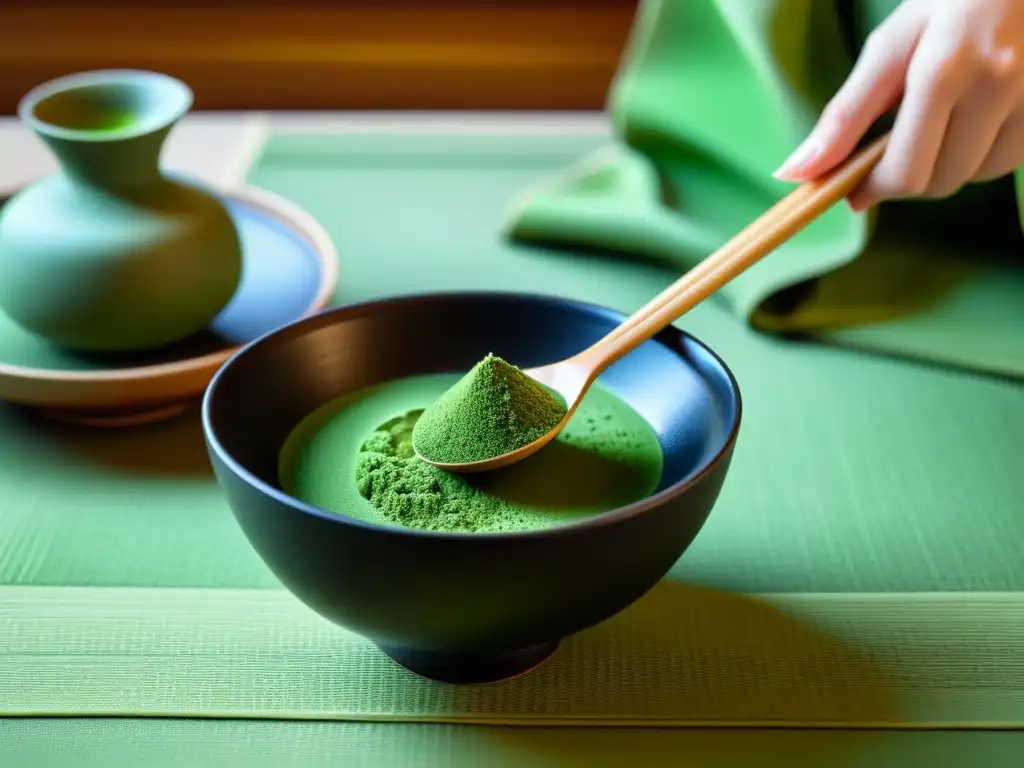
xmin=18 ymin=69 xmax=193 ymax=143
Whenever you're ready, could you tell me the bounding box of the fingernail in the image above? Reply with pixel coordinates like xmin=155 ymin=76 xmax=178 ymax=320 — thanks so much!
xmin=774 ymin=135 xmax=821 ymax=180
xmin=847 ymin=196 xmax=867 ymax=213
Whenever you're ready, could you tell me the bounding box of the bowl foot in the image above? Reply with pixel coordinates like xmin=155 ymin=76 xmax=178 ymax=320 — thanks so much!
xmin=379 ymin=640 xmax=560 ymax=685
xmin=39 ymin=401 xmax=189 ymax=428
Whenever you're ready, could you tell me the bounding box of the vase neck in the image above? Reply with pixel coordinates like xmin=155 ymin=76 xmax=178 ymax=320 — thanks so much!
xmin=39 ymin=125 xmax=171 ymax=193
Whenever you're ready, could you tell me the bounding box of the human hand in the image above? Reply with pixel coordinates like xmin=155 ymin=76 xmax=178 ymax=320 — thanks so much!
xmin=774 ymin=0 xmax=1024 ymax=211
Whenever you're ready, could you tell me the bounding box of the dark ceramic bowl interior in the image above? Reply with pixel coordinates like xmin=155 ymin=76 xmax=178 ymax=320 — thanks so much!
xmin=203 ymin=292 xmax=741 ymax=683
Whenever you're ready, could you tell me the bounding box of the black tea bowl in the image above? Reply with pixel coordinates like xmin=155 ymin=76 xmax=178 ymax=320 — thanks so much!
xmin=202 ymin=291 xmax=741 ymax=684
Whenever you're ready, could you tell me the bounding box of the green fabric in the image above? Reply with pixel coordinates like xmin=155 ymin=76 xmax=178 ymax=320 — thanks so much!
xmin=503 ymin=0 xmax=1024 ymax=377
xmin=3 ymin=586 xmax=1024 ymax=728
xmin=4 ymin=721 xmax=1023 ymax=768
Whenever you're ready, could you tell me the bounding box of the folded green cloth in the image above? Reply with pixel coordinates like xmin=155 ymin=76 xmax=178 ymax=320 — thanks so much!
xmin=504 ymin=0 xmax=1024 ymax=376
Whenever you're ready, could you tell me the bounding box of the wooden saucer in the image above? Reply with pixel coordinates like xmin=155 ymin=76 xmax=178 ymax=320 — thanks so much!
xmin=0 ymin=185 xmax=337 ymax=427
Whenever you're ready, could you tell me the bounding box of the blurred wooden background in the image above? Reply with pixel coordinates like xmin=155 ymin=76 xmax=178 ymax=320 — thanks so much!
xmin=0 ymin=0 xmax=637 ymax=113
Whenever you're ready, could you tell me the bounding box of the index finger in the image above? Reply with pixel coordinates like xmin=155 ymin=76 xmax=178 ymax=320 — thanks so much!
xmin=775 ymin=5 xmax=925 ymax=181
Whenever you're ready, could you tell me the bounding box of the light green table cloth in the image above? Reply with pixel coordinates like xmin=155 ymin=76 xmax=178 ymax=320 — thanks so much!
xmin=3 ymin=586 xmax=1024 ymax=728
xmin=1 ymin=130 xmax=1022 ymax=736
xmin=506 ymin=0 xmax=1024 ymax=377
xmin=4 ymin=720 xmax=1024 ymax=768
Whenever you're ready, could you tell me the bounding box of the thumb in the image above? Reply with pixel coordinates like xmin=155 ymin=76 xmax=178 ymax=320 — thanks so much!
xmin=775 ymin=7 xmax=926 ymax=181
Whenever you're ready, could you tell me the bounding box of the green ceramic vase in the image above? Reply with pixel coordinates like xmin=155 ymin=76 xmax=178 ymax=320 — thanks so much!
xmin=0 ymin=69 xmax=243 ymax=352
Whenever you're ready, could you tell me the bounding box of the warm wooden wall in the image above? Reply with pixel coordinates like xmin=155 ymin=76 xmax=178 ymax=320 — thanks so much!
xmin=0 ymin=0 xmax=637 ymax=113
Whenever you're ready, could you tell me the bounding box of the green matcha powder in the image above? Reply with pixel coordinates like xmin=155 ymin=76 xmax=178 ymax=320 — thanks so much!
xmin=282 ymin=373 xmax=664 ymax=535
xmin=357 ymin=409 xmax=554 ymax=533
xmin=412 ymin=353 xmax=567 ymax=464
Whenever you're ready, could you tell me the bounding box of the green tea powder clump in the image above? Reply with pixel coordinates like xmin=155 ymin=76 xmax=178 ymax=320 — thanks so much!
xmin=412 ymin=353 xmax=566 ymax=464
xmin=355 ymin=410 xmax=537 ymax=533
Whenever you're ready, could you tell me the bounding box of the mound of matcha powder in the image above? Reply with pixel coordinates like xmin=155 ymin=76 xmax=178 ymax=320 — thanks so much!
xmin=412 ymin=353 xmax=567 ymax=464
xmin=355 ymin=410 xmax=541 ymax=533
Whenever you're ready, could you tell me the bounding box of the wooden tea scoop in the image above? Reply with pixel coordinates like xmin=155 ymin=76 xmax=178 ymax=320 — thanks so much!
xmin=422 ymin=133 xmax=890 ymax=474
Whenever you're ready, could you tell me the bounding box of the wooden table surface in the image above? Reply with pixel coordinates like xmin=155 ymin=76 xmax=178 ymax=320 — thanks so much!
xmin=0 ymin=1 xmax=637 ymax=113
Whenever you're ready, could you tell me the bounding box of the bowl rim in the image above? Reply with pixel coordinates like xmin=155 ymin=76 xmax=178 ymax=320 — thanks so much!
xmin=202 ymin=290 xmax=743 ymax=541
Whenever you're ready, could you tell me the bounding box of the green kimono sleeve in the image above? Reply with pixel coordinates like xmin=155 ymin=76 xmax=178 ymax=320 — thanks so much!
xmin=503 ymin=0 xmax=1024 ymax=376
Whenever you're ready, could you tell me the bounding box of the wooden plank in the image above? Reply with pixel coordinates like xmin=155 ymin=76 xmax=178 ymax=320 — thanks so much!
xmin=0 ymin=2 xmax=636 ymax=112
